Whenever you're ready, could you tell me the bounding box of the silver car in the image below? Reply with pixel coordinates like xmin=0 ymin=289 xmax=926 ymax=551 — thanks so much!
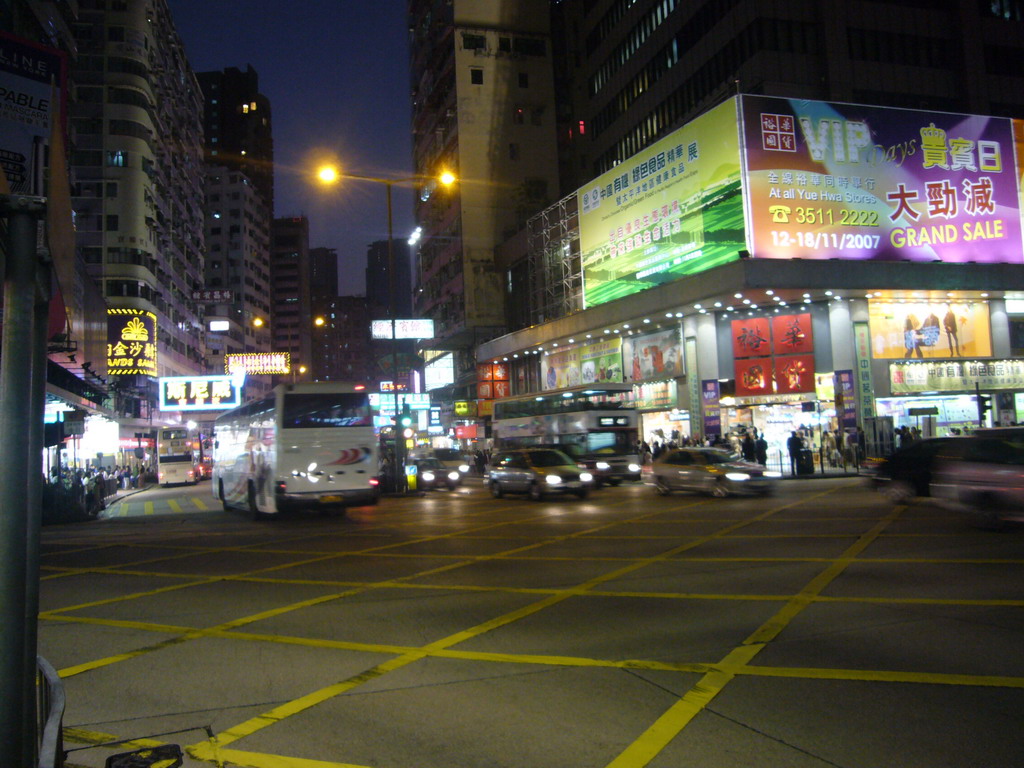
xmin=646 ymin=447 xmax=780 ymax=497
xmin=488 ymin=448 xmax=594 ymax=500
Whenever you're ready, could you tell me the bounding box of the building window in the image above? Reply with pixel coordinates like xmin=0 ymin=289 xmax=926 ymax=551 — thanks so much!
xmin=513 ymin=107 xmax=525 ymax=124
xmin=107 ymin=26 xmax=124 ymax=42
xmin=470 ymin=68 xmax=483 ymax=85
xmin=499 ymin=37 xmax=512 ymax=53
xmin=105 ymin=182 xmax=118 ymax=197
xmin=106 ymin=150 xmax=126 ymax=167
xmin=462 ymin=33 xmax=486 ymax=50
xmin=105 ymin=215 xmax=119 ymax=231
xmin=518 ymin=72 xmax=529 ymax=88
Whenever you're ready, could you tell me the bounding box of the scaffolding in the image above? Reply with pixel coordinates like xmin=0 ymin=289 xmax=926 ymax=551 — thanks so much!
xmin=525 ymin=192 xmax=584 ymax=325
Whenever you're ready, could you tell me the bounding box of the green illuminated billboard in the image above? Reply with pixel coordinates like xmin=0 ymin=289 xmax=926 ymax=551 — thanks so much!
xmin=578 ymin=99 xmax=745 ymax=308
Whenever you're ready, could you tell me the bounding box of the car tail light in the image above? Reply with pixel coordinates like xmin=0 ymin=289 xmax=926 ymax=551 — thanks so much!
xmin=275 ymin=481 xmax=287 ymax=493
xmin=369 ymin=477 xmax=380 ymax=487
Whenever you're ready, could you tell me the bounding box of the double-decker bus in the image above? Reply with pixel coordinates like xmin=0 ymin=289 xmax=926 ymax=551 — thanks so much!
xmin=155 ymin=427 xmax=197 ymax=486
xmin=491 ymin=384 xmax=642 ymax=485
xmin=212 ymin=382 xmax=379 ymax=517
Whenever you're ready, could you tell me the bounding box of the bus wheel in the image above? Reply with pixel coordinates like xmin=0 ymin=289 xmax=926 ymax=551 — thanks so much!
xmin=248 ymin=483 xmax=265 ymax=521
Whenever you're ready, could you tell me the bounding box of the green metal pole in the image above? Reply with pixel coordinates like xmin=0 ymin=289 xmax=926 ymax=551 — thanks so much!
xmin=0 ymin=195 xmax=44 ymax=767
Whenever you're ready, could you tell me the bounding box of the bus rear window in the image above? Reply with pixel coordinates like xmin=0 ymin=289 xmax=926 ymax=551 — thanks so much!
xmin=282 ymin=393 xmax=372 ymax=428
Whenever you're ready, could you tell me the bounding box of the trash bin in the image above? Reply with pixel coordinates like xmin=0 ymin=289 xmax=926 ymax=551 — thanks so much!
xmin=797 ymin=447 xmax=815 ymax=475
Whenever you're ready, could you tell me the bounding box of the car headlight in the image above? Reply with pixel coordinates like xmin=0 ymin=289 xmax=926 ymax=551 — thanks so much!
xmin=459 ymin=464 xmax=471 ymax=473
xmin=595 ymin=461 xmax=611 ymax=470
xmin=545 ymin=474 xmax=562 ymax=485
xmin=579 ymin=472 xmax=593 ymax=483
xmin=421 ymin=472 xmax=435 ymax=482
xmin=448 ymin=471 xmax=460 ymax=481
xmin=764 ymin=471 xmax=782 ymax=478
xmin=628 ymin=463 xmax=641 ymax=472
xmin=725 ymin=472 xmax=750 ymax=481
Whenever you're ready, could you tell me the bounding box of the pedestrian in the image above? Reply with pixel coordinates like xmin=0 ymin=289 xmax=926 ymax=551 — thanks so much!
xmin=742 ymin=432 xmax=756 ymax=462
xmin=755 ymin=432 xmax=768 ymax=466
xmin=787 ymin=431 xmax=803 ymax=475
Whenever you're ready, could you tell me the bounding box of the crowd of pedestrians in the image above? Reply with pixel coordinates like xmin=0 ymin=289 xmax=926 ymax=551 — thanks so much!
xmin=43 ymin=464 xmax=150 ymax=521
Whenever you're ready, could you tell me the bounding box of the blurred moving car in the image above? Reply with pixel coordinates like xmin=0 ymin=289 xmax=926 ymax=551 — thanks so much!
xmin=929 ymin=435 xmax=1024 ymax=527
xmin=487 ymin=448 xmax=594 ymax=500
xmin=537 ymin=443 xmax=642 ymax=487
xmin=867 ymin=437 xmax=963 ymax=502
xmin=194 ymin=457 xmax=213 ymax=480
xmin=411 ymin=457 xmax=462 ymax=491
xmin=645 ymin=447 xmax=779 ymax=497
xmin=424 ymin=448 xmax=473 ymax=477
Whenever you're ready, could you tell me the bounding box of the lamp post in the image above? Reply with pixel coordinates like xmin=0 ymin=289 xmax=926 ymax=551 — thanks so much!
xmin=315 ymin=166 xmax=454 ymax=494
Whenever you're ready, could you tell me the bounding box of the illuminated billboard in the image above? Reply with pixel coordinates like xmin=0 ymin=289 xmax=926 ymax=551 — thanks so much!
xmin=225 ymin=352 xmax=290 ymax=375
xmin=741 ymin=95 xmax=1023 ymax=264
xmin=867 ymin=299 xmax=991 ymax=359
xmin=578 ymin=98 xmax=745 ymax=308
xmin=106 ymin=308 xmax=157 ymax=376
xmin=371 ymin=318 xmax=435 ymax=339
xmin=159 ymin=375 xmax=242 ymax=411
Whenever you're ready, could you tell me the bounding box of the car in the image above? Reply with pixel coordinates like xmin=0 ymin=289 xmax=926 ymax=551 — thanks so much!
xmin=487 ymin=448 xmax=594 ymax=500
xmin=535 ymin=443 xmax=642 ymax=487
xmin=645 ymin=447 xmax=779 ymax=497
xmin=411 ymin=457 xmax=462 ymax=491
xmin=867 ymin=437 xmax=964 ymax=502
xmin=194 ymin=457 xmax=213 ymax=480
xmin=421 ymin=448 xmax=474 ymax=477
xmin=928 ymin=436 xmax=1024 ymax=528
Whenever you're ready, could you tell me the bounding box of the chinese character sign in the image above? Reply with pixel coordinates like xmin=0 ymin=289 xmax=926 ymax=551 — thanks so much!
xmin=578 ymin=98 xmax=745 ymax=309
xmin=742 ymin=95 xmax=1023 ymax=264
xmin=225 ymin=352 xmax=290 ymax=375
xmin=106 ymin=308 xmax=157 ymax=375
xmin=159 ymin=375 xmax=241 ymax=411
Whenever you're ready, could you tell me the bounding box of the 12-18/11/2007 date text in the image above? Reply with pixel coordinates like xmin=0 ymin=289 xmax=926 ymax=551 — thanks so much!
xmin=770 ymin=231 xmax=882 ymax=250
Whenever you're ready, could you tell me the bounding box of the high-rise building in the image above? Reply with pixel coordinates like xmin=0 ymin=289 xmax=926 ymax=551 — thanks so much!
xmin=68 ymin=0 xmax=206 ymax=381
xmin=475 ymin=0 xmax=1024 ymax=460
xmin=553 ymin=0 xmax=1024 ymax=195
xmin=202 ymin=166 xmax=273 ymax=399
xmin=310 ymin=246 xmax=340 ymax=306
xmin=270 ymin=216 xmax=312 ymax=378
xmin=407 ymin=0 xmax=561 ymax=400
xmin=310 ymin=295 xmax=375 ymax=383
xmin=366 ymin=239 xmax=412 ymax=318
xmin=196 ymin=65 xmax=274 ymax=215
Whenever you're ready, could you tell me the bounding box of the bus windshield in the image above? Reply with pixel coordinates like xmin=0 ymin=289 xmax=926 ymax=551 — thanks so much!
xmin=281 ymin=393 xmax=372 ymax=428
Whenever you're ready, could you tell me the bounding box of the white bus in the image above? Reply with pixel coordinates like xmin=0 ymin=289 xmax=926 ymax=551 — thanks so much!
xmin=156 ymin=427 xmax=197 ymax=486
xmin=212 ymin=382 xmax=379 ymax=517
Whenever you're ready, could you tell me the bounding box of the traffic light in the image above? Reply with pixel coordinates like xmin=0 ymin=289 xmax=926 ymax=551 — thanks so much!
xmin=977 ymin=392 xmax=992 ymax=425
xmin=398 ymin=404 xmax=414 ymax=439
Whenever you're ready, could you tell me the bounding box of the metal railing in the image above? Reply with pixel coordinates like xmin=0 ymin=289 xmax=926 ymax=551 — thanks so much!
xmin=36 ymin=656 xmax=65 ymax=768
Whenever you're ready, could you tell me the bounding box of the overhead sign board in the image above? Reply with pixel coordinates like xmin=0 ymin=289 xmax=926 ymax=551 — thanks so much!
xmin=741 ymin=95 xmax=1023 ymax=264
xmin=578 ymin=98 xmax=744 ymax=308
xmin=225 ymin=352 xmax=291 ymax=375
xmin=106 ymin=308 xmax=157 ymax=376
xmin=371 ymin=318 xmax=435 ymax=339
xmin=159 ymin=375 xmax=242 ymax=411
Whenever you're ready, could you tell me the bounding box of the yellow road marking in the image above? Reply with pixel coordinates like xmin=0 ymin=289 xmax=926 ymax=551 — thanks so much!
xmin=144 ymin=500 xmax=154 ymax=515
xmin=603 ymin=501 xmax=902 ymax=768
xmin=192 ymin=496 xmax=209 ymax=510
xmin=167 ymin=499 xmax=182 ymax=513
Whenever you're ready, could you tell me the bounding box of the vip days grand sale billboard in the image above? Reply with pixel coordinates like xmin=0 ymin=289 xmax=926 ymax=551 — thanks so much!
xmin=578 ymin=98 xmax=745 ymax=308
xmin=741 ymin=95 xmax=1023 ymax=263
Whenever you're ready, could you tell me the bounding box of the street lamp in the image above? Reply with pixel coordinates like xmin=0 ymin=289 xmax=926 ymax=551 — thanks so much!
xmin=315 ymin=164 xmax=455 ymax=494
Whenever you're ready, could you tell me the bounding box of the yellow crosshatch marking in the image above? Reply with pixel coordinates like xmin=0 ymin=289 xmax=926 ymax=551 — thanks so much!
xmin=43 ymin=485 xmax=1024 ymax=768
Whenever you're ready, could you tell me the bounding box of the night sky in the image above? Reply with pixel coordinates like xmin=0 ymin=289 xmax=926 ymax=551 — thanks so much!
xmin=168 ymin=0 xmax=416 ymax=295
